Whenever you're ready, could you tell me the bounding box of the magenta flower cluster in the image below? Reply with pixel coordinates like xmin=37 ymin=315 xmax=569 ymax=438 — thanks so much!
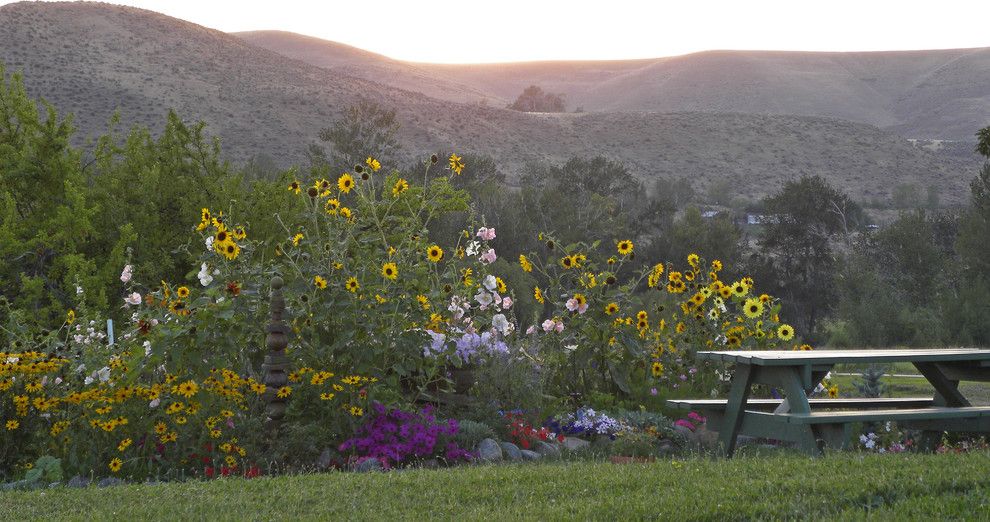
xmin=339 ymin=402 xmax=474 ymax=468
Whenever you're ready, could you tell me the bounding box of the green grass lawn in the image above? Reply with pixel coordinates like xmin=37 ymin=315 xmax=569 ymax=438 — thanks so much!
xmin=3 ymin=452 xmax=989 ymax=520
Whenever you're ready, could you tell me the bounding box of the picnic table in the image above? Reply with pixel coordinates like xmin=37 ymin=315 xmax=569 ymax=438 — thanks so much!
xmin=667 ymin=349 xmax=990 ymax=456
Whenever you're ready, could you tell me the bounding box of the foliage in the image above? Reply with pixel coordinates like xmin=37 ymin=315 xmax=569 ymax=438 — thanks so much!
xmin=508 ymin=85 xmax=565 ymax=113
xmin=610 ymin=431 xmax=663 ymax=458
xmin=451 ymin=419 xmax=496 ymax=450
xmin=315 ymin=101 xmax=400 ymax=168
xmin=338 ymin=403 xmax=472 ymax=468
xmin=854 ymin=366 xmax=887 ymax=398
xmin=753 ymin=175 xmax=865 ymax=341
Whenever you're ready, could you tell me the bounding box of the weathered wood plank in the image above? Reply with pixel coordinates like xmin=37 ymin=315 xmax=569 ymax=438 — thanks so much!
xmin=696 ymin=349 xmax=990 ymax=366
xmin=666 ymin=397 xmax=936 ymax=411
xmin=780 ymin=406 xmax=990 ymax=424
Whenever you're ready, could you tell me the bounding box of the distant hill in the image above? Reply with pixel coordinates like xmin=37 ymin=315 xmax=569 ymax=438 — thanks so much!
xmin=0 ymin=2 xmax=976 ymax=205
xmin=241 ymin=30 xmax=990 ymax=141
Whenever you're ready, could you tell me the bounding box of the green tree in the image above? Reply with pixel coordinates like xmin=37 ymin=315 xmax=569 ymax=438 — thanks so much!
xmin=753 ymin=176 xmax=865 ymax=340
xmin=508 ymin=85 xmax=565 ymax=113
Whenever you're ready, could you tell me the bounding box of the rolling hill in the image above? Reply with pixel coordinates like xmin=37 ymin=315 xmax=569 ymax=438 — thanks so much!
xmin=0 ymin=1 xmax=977 ymax=205
xmin=241 ymin=30 xmax=990 ymax=141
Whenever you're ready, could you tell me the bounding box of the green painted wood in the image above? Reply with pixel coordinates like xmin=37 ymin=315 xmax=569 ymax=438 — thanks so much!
xmin=718 ymin=363 xmax=754 ymax=458
xmin=779 ymin=406 xmax=990 ymax=424
xmin=696 ymin=349 xmax=990 ymax=366
xmin=666 ymin=397 xmax=936 ymax=411
xmin=914 ymin=362 xmax=970 ymax=407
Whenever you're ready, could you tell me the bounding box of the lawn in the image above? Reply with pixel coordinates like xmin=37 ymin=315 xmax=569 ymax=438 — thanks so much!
xmin=3 ymin=452 xmax=989 ymax=520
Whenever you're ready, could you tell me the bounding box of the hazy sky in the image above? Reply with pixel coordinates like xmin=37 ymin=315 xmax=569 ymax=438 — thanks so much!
xmin=7 ymin=0 xmax=990 ymax=63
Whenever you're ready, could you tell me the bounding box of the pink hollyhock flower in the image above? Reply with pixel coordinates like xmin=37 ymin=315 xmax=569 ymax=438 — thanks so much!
xmin=502 ymin=296 xmax=513 ymax=309
xmin=479 ymin=248 xmax=497 ymax=265
xmin=124 ymin=292 xmax=142 ymax=306
xmin=542 ymin=319 xmax=555 ymax=332
xmin=476 ymin=227 xmax=496 ymax=241
xmin=120 ymin=264 xmax=133 ymax=283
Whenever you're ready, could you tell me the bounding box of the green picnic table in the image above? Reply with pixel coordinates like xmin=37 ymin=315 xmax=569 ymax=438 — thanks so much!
xmin=667 ymin=349 xmax=990 ymax=456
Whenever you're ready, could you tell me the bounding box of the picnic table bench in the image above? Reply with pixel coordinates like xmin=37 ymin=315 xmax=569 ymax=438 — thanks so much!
xmin=667 ymin=349 xmax=990 ymax=456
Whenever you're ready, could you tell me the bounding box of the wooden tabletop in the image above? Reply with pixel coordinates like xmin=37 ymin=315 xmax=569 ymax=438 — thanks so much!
xmin=696 ymin=349 xmax=990 ymax=366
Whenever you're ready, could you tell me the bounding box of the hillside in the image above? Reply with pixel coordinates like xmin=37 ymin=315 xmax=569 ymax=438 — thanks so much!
xmin=240 ymin=30 xmax=990 ymax=141
xmin=0 ymin=2 xmax=976 ymax=204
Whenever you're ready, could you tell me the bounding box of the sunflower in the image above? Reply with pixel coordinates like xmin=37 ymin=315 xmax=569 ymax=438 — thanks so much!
xmin=496 ymin=277 xmax=507 ymax=293
xmin=777 ymin=324 xmax=795 ymax=341
xmin=731 ymin=281 xmax=747 ymax=296
xmin=276 ymin=386 xmax=292 ymax=399
xmin=461 ymin=268 xmax=473 ymax=287
xmin=288 ymin=180 xmax=301 ymax=194
xmin=690 ymin=293 xmax=705 ymax=307
xmin=637 ymin=310 xmax=648 ymax=322
xmin=727 ymin=335 xmax=742 ymax=348
xmin=687 ymin=253 xmax=700 ymax=268
xmin=320 ymin=393 xmax=335 ymax=401
xmin=828 ymin=385 xmax=839 ymax=398
xmin=365 ymin=156 xmax=381 ymax=172
xmin=169 ymin=300 xmax=189 ymax=316
xmin=382 ymin=262 xmax=398 ymax=280
xmin=108 ymin=458 xmax=122 ymax=473
xmin=324 ymin=198 xmax=340 ymax=215
xmin=339 ymin=207 xmax=353 ymax=220
xmin=651 ymin=361 xmax=664 ymax=377
xmin=314 ymin=276 xmax=328 ymax=290
xmin=291 ymin=233 xmax=304 ymax=246
xmin=448 ymin=153 xmax=465 ymax=175
xmin=392 ymin=178 xmax=409 ymax=197
xmin=426 ymin=245 xmax=444 ymax=262
xmin=219 ymin=242 xmax=240 ymax=261
xmin=534 ymin=286 xmax=545 ymax=304
xmin=232 ymin=226 xmax=247 ymax=240
xmin=346 ymin=277 xmax=360 ymax=293
xmin=66 ymin=309 xmax=76 ymax=325
xmin=605 ymin=302 xmax=619 ymax=315
xmin=711 ymin=260 xmax=723 ymax=272
xmin=560 ymin=255 xmax=575 ymax=269
xmin=350 ymin=406 xmax=364 ymax=417
xmin=759 ymin=293 xmax=771 ymax=303
xmin=616 ymin=240 xmax=634 ymax=256
xmin=573 ymin=293 xmax=587 ymax=307
xmin=197 ymin=208 xmax=212 ymax=231
xmin=337 ymin=173 xmax=355 ymax=194
xmin=743 ymin=298 xmax=764 ymax=319
xmin=519 ymin=254 xmax=533 ymax=272
xmin=800 ymin=344 xmax=813 ymax=351
xmin=416 ymin=294 xmax=430 ymax=310
xmin=214 ymin=228 xmax=231 ymax=245
xmin=176 ymin=286 xmax=190 ymax=299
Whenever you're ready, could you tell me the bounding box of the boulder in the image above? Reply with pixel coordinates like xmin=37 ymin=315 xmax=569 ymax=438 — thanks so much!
xmin=316 ymin=448 xmax=334 ymax=470
xmin=534 ymin=440 xmax=560 ymax=458
xmin=355 ymin=458 xmax=383 ymax=473
xmin=562 ymin=437 xmax=591 ymax=451
xmin=477 ymin=438 xmax=503 ymax=462
xmin=67 ymin=476 xmax=91 ymax=488
xmin=97 ymin=477 xmax=124 ymax=488
xmin=519 ymin=450 xmax=542 ymax=461
xmin=499 ymin=441 xmax=522 ymax=461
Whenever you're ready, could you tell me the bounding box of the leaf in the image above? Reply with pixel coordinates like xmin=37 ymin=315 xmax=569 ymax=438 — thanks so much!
xmin=607 ymin=359 xmax=631 ymax=394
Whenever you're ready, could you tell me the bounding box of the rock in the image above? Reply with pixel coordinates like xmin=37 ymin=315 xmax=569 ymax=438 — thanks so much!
xmin=499 ymin=441 xmax=522 ymax=461
xmin=477 ymin=438 xmax=503 ymax=462
xmin=562 ymin=437 xmax=591 ymax=451
xmin=519 ymin=450 xmax=542 ymax=461
xmin=534 ymin=440 xmax=560 ymax=458
xmin=67 ymin=476 xmax=91 ymax=488
xmin=97 ymin=477 xmax=124 ymax=488
xmin=48 ymin=482 xmax=61 ymax=489
xmin=316 ymin=448 xmax=334 ymax=470
xmin=673 ymin=424 xmax=695 ymax=440
xmin=696 ymin=426 xmax=720 ymax=449
xmin=355 ymin=458 xmax=384 ymax=473
xmin=418 ymin=458 xmax=440 ymax=469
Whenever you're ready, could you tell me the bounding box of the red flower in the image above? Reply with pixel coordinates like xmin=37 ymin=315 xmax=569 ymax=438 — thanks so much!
xmin=204 ymin=466 xmax=215 ymax=479
xmin=227 ymin=281 xmax=241 ymax=296
xmin=221 ymin=466 xmax=232 ymax=477
xmin=244 ymin=466 xmax=261 ymax=478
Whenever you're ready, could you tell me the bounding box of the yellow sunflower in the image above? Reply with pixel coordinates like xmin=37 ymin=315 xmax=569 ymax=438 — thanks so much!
xmin=616 ymin=240 xmax=634 ymax=256
xmin=382 ymin=262 xmax=398 ymax=281
xmin=337 ymin=173 xmax=355 ymax=194
xmin=427 ymin=245 xmax=444 ymax=263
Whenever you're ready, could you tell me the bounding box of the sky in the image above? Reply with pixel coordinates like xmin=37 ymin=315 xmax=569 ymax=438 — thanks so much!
xmin=6 ymin=0 xmax=990 ymax=63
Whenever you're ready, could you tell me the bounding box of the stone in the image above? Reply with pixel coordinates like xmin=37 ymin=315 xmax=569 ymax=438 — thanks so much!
xmin=477 ymin=438 xmax=503 ymax=462
xmin=519 ymin=450 xmax=542 ymax=461
xmin=355 ymin=458 xmax=384 ymax=473
xmin=316 ymin=448 xmax=334 ymax=470
xmin=499 ymin=441 xmax=522 ymax=461
xmin=97 ymin=477 xmax=124 ymax=488
xmin=67 ymin=476 xmax=91 ymax=488
xmin=48 ymin=482 xmax=61 ymax=489
xmin=562 ymin=437 xmax=591 ymax=451
xmin=534 ymin=440 xmax=560 ymax=458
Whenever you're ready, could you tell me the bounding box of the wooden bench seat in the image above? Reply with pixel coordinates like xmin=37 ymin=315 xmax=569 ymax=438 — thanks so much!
xmin=773 ymin=406 xmax=990 ymax=424
xmin=667 ymin=397 xmax=936 ymax=412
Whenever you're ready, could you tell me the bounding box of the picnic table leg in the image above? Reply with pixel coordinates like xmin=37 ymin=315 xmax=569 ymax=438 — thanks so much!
xmin=719 ymin=363 xmax=754 ymax=458
xmin=914 ymin=362 xmax=969 ymax=451
xmin=778 ymin=368 xmax=821 ymax=456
